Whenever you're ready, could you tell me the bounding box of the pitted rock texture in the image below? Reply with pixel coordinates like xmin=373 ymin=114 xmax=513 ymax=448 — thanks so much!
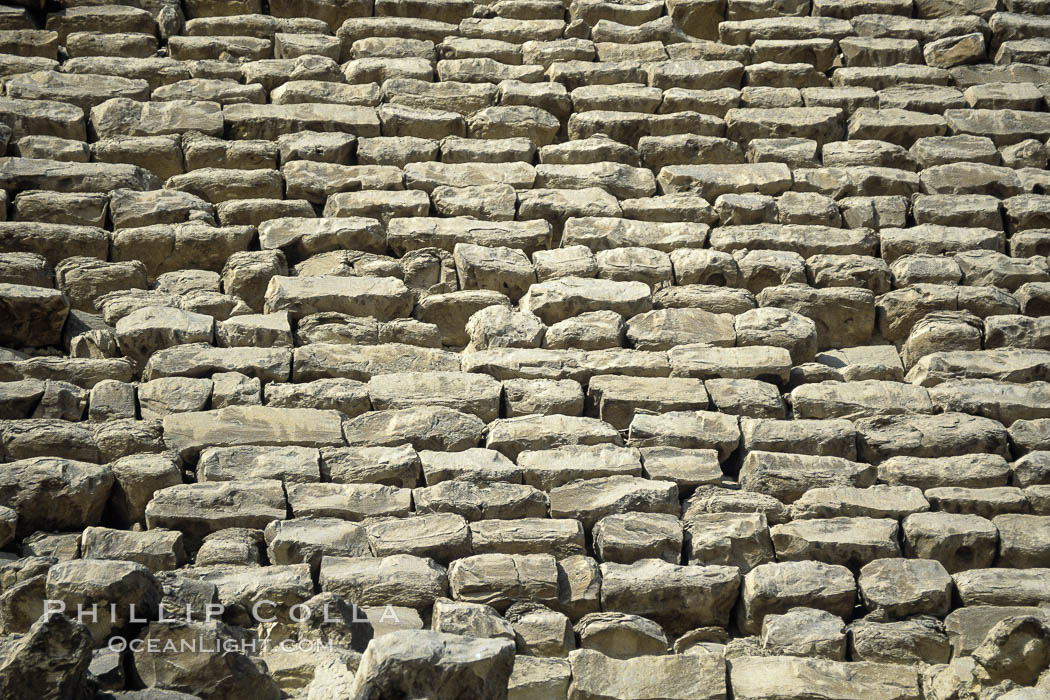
xmin=0 ymin=0 xmax=1050 ymax=698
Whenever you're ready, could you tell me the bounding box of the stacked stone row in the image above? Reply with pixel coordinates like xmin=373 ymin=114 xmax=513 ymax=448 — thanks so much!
xmin=0 ymin=0 xmax=1049 ymax=698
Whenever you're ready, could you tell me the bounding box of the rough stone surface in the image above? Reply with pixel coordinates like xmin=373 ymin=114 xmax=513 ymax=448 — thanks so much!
xmin=0 ymin=1 xmax=1045 ymax=693
xmin=350 ymin=630 xmax=515 ymax=700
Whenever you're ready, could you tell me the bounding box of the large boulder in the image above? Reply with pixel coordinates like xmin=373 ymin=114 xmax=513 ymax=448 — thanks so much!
xmin=0 ymin=158 xmax=159 ymax=193
xmin=625 ymin=308 xmax=735 ymax=351
xmin=929 ymin=379 xmax=1050 ymax=426
xmin=953 ymin=568 xmax=1050 ymax=607
xmin=366 ymin=513 xmax=472 ymax=563
xmin=224 ymin=102 xmax=380 ymax=140
xmin=453 ymin=242 xmax=536 ymax=302
xmin=197 ymin=445 xmax=321 ymax=483
xmin=469 ymin=518 xmax=586 ymax=559
xmin=292 ymin=343 xmax=460 ymax=382
xmin=573 ymin=612 xmax=666 ymax=658
xmin=319 ymin=554 xmax=448 ymax=609
xmin=902 ymin=511 xmax=998 ymax=573
xmin=414 ymin=480 xmax=548 ymax=522
xmin=177 ymin=563 xmax=313 ymax=627
xmin=367 ymin=371 xmax=501 ymax=422
xmin=140 ymin=344 xmax=289 ymax=383
xmin=286 ymin=482 xmax=410 ymax=521
xmin=508 ymin=656 xmax=572 ymax=699
xmin=129 ymin=621 xmax=281 ymax=700
xmin=45 ymin=559 xmax=161 ymax=643
xmin=740 ymin=417 xmax=857 ymax=460
xmin=770 ymin=517 xmax=901 ymax=569
xmin=599 ymin=559 xmax=740 ymax=634
xmin=0 ymin=613 xmax=94 ymax=700
xmin=848 ymin=617 xmax=950 ymax=666
xmin=760 ymin=607 xmax=848 ymax=661
xmin=521 ymin=276 xmax=652 ymax=325
xmin=419 ymin=448 xmax=520 ymax=485
xmin=264 ymin=516 xmax=370 ymax=573
xmin=739 ymin=560 xmax=856 ymax=634
xmin=855 ymin=412 xmax=1010 ymax=463
xmin=448 ymin=553 xmax=559 ymax=611
xmin=0 ymin=456 xmax=112 ymax=536
xmin=0 ymin=507 xmax=14 ymax=549
xmin=994 ymin=514 xmax=1050 ymax=567
xmin=945 ymin=606 xmax=1050 ymax=659
xmin=107 ymin=454 xmax=183 ymax=527
xmin=90 ymin=98 xmax=222 ymax=139
xmin=790 ymin=486 xmax=928 ymax=521
xmin=729 ymin=656 xmax=921 ymax=700
xmin=144 ymin=480 xmax=286 ymax=550
xmin=81 ymin=526 xmax=186 ymax=572
xmin=627 ymin=409 xmax=741 ymax=460
xmin=343 ymin=406 xmax=485 ymax=452
xmin=263 ymin=275 xmax=413 ymax=322
xmin=486 ymin=414 xmax=622 ymax=460
xmin=431 ymin=598 xmax=515 ymax=641
xmin=350 ymin=630 xmax=516 ymax=700
xmin=906 ymin=348 xmax=1050 ymax=387
xmin=0 ymin=283 xmax=69 ymax=347
xmin=593 ymin=512 xmax=683 ymax=564
xmin=790 ymin=380 xmax=933 ymax=420
xmin=465 ymin=306 xmax=545 ymax=351
xmin=739 ymin=451 xmax=875 ymax=504
xmin=668 ymin=344 xmax=792 ymax=383
xmin=258 ymin=216 xmax=385 ymax=261
xmin=857 ymin=558 xmax=953 ymax=619
xmin=549 ymin=475 xmax=678 ymax=529
xmin=162 ymin=406 xmax=345 ymax=459
xmin=320 ymin=444 xmax=421 ymax=487
xmin=684 ymin=511 xmax=776 ymax=572
xmin=0 ymin=418 xmax=99 ymax=462
xmin=587 ymin=376 xmax=709 ymax=431
xmin=516 ymin=447 xmax=638 ymax=491
xmin=970 ymin=614 xmax=1050 ymax=687
xmin=568 ymin=648 xmax=727 ymax=700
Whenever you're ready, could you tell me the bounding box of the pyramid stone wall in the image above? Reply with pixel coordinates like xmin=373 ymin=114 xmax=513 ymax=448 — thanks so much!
xmin=0 ymin=0 xmax=1050 ymax=697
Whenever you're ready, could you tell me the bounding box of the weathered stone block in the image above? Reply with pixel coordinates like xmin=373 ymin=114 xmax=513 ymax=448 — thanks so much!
xmin=600 ymin=559 xmax=739 ymax=634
